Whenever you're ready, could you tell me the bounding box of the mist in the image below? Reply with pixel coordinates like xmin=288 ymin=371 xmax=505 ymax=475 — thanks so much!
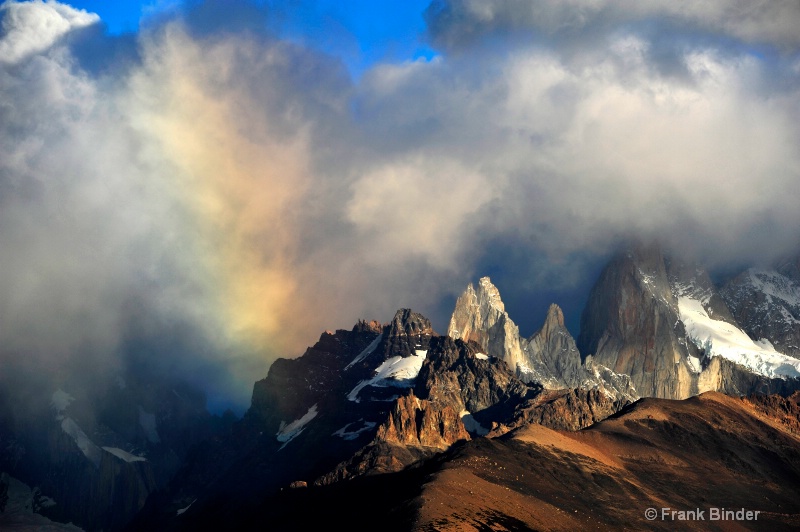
xmin=1 ymin=0 xmax=799 ymax=410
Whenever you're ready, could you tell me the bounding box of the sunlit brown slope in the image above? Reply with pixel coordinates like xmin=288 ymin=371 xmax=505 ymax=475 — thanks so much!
xmin=413 ymin=391 xmax=800 ymax=531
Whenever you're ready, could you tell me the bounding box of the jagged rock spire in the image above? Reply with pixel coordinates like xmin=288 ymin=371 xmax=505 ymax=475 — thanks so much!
xmin=447 ymin=277 xmax=525 ymax=371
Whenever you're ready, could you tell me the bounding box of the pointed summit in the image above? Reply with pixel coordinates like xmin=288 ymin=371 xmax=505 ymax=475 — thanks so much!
xmin=524 ymin=303 xmax=584 ymax=389
xmin=381 ymin=308 xmax=435 ymax=360
xmin=448 ymin=279 xmax=637 ymax=400
xmin=387 ymin=309 xmax=433 ymax=338
xmin=541 ymin=303 xmax=565 ymax=333
xmin=447 ymin=277 xmax=525 ymax=369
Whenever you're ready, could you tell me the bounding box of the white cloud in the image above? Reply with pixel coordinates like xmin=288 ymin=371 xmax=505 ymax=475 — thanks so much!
xmin=0 ymin=0 xmax=99 ymax=64
xmin=1 ymin=0 xmax=799 ymax=407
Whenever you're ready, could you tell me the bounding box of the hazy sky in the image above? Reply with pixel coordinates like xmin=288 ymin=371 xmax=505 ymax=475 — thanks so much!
xmin=2 ymin=0 xmax=799 ymax=409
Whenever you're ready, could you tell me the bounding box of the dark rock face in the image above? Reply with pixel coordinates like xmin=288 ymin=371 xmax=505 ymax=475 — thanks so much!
xmin=720 ymin=268 xmax=800 ymax=359
xmin=382 ymin=309 xmax=435 ymax=359
xmin=415 ymin=336 xmax=531 ymax=418
xmin=0 ymin=373 xmax=215 ymax=531
xmin=38 ymin=445 xmax=157 ymax=531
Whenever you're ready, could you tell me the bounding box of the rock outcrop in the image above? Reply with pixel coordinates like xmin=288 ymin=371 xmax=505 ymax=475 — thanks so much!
xmin=375 ymin=391 xmax=469 ymax=449
xmin=524 ymin=304 xmax=586 ymax=389
xmin=448 ymin=278 xmax=525 ymax=370
xmin=503 ymin=388 xmax=628 ymax=432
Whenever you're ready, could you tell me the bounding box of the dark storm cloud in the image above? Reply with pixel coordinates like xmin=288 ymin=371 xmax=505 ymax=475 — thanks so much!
xmin=424 ymin=0 xmax=800 ymax=52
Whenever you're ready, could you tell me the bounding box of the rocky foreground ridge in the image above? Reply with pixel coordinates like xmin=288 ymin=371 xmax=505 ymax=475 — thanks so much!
xmin=254 ymin=391 xmax=800 ymax=531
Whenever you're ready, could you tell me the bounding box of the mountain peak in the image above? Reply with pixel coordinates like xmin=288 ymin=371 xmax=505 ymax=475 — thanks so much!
xmin=387 ymin=309 xmax=433 ymax=337
xmin=543 ymin=303 xmax=565 ymax=330
xmin=447 ymin=278 xmax=523 ymax=366
xmin=353 ymin=319 xmax=382 ymax=334
xmin=477 ymin=276 xmax=504 ymax=311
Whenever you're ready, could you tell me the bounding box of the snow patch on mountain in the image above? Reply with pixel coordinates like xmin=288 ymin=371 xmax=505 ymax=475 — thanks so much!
xmin=277 ymin=404 xmax=318 ymax=449
xmin=347 ymin=350 xmax=428 ymax=402
xmin=138 ymin=407 xmax=160 ymax=444
xmin=51 ymin=389 xmax=74 ymax=417
xmin=687 ymin=355 xmax=703 ymax=373
xmin=176 ymin=499 xmax=196 ymax=517
xmin=639 ymin=270 xmax=657 ymax=290
xmin=332 ymin=419 xmax=377 ymax=440
xmin=475 ymin=353 xmax=489 ymax=360
xmin=61 ymin=417 xmax=102 ymax=468
xmin=748 ymin=269 xmax=800 ymax=310
xmin=345 ymin=333 xmax=383 ymax=370
xmin=102 ymin=447 xmax=147 ymax=463
xmin=679 ymin=296 xmax=800 ymax=379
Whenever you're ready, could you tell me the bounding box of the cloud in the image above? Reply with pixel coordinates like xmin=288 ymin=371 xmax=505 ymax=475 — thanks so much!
xmin=1 ymin=0 xmax=799 ymax=407
xmin=425 ymin=0 xmax=800 ymax=51
xmin=0 ymin=0 xmax=99 ymax=64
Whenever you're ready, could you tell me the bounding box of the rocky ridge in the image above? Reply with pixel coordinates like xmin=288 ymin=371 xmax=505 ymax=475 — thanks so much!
xmin=134 ymin=305 xmax=635 ymax=531
xmin=448 ymin=277 xmax=638 ymax=403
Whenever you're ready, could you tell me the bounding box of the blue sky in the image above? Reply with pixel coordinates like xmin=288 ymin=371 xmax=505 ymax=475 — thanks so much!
xmin=69 ymin=0 xmax=437 ymax=75
xmin=66 ymin=0 xmax=138 ymax=32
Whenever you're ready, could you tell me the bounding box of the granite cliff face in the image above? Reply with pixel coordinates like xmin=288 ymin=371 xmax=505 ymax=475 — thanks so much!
xmin=578 ymin=244 xmax=800 ymax=399
xmin=524 ymin=304 xmax=586 ymax=389
xmin=447 ymin=278 xmax=525 ymax=370
xmin=577 ymin=245 xmax=696 ymax=399
xmin=448 ymin=277 xmax=638 ymax=402
xmin=446 ymin=247 xmax=800 ymax=403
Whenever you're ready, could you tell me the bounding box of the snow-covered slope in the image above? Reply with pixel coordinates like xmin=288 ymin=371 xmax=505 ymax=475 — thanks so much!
xmin=678 ymin=296 xmax=800 ymax=379
xmin=347 ymin=350 xmax=427 ymax=402
xmin=276 ymin=404 xmax=319 ymax=449
xmin=721 ymin=269 xmax=800 ymax=359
